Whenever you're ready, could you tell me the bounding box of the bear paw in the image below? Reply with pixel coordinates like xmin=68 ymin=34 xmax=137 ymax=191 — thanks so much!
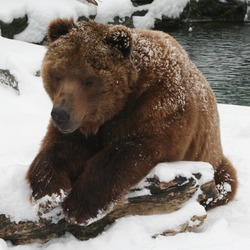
xmin=62 ymin=197 xmax=91 ymax=225
xmin=33 ymin=189 xmax=68 ymax=216
xmin=62 ymin=194 xmax=113 ymax=225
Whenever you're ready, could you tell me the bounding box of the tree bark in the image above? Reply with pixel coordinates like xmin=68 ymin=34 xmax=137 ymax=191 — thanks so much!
xmin=0 ymin=168 xmax=217 ymax=245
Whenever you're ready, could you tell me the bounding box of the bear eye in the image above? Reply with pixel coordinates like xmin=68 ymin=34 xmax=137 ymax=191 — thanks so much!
xmin=84 ymin=76 xmax=103 ymax=86
xmin=84 ymin=77 xmax=94 ymax=85
xmin=54 ymin=74 xmax=62 ymax=81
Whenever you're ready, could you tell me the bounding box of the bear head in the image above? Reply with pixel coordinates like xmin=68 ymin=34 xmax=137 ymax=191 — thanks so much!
xmin=42 ymin=18 xmax=138 ymax=135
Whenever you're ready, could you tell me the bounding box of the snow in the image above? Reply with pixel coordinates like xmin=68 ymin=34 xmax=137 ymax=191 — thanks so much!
xmin=150 ymin=161 xmax=214 ymax=185
xmin=95 ymin=0 xmax=134 ymax=24
xmin=34 ymin=189 xmax=68 ymax=222
xmin=133 ymin=0 xmax=189 ymax=29
xmin=126 ymin=161 xmax=214 ymax=199
xmin=1 ymin=0 xmax=250 ymax=249
xmin=0 ymin=0 xmax=90 ymax=43
xmin=0 ymin=0 xmax=191 ymax=43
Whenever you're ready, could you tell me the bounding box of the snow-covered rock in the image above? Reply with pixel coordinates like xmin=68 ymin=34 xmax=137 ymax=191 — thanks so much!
xmin=0 ymin=0 xmax=248 ymax=43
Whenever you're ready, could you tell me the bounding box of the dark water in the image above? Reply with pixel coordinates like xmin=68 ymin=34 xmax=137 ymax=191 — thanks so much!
xmin=167 ymin=23 xmax=250 ymax=106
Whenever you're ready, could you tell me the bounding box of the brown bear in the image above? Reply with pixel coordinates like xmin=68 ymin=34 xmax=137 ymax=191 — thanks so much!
xmin=26 ymin=18 xmax=237 ymax=224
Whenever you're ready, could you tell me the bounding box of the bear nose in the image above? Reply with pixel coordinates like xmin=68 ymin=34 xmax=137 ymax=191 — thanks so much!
xmin=51 ymin=108 xmax=70 ymax=129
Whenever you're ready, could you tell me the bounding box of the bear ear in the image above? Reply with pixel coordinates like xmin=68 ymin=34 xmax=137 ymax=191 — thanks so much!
xmin=47 ymin=18 xmax=76 ymax=43
xmin=106 ymin=25 xmax=133 ymax=57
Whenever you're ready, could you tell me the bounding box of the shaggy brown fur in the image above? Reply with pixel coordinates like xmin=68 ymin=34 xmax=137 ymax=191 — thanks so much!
xmin=26 ymin=18 xmax=238 ymax=224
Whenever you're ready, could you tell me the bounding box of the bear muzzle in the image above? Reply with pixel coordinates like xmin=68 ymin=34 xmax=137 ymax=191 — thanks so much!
xmin=51 ymin=107 xmax=71 ymax=133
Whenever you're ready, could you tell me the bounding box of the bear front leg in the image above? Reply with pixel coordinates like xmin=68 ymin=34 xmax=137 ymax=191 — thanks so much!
xmin=62 ymin=141 xmax=159 ymax=224
xmin=26 ymin=121 xmax=95 ymax=215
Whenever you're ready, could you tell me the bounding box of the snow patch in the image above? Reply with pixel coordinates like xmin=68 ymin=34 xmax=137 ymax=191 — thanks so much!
xmin=0 ymin=0 xmax=89 ymax=43
xmin=117 ymin=201 xmax=206 ymax=237
xmin=127 ymin=161 xmax=214 ymax=200
xmin=0 ymin=164 xmax=39 ymax=222
xmin=95 ymin=0 xmax=134 ymax=24
xmin=33 ymin=190 xmax=67 ymax=218
xmin=133 ymin=0 xmax=189 ymax=29
xmin=150 ymin=161 xmax=214 ymax=185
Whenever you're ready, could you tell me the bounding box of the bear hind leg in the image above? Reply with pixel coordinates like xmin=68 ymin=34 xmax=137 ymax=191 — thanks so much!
xmin=204 ymin=156 xmax=238 ymax=210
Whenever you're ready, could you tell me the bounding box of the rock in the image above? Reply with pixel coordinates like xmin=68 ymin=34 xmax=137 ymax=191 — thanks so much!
xmin=131 ymin=0 xmax=247 ymax=30
xmin=182 ymin=0 xmax=247 ymax=22
xmin=0 ymin=15 xmax=28 ymax=39
xmin=131 ymin=0 xmax=154 ymax=6
xmin=0 ymin=69 xmax=19 ymax=93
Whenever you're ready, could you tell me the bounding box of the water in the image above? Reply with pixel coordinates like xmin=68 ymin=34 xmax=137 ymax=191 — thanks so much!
xmin=167 ymin=23 xmax=250 ymax=106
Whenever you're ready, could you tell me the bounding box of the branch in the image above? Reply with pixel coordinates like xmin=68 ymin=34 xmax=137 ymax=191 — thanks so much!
xmin=0 ymin=164 xmax=217 ymax=245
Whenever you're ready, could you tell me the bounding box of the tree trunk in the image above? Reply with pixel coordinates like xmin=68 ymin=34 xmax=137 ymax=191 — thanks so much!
xmin=0 ymin=165 xmax=218 ymax=245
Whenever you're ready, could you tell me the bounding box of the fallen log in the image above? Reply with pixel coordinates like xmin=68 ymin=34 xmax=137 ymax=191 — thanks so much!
xmin=0 ymin=162 xmax=218 ymax=245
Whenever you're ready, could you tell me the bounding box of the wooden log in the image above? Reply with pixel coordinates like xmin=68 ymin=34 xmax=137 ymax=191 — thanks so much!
xmin=0 ymin=165 xmax=218 ymax=245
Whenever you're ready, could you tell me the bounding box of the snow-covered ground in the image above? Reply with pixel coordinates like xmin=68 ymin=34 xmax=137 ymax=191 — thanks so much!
xmin=1 ymin=31 xmax=250 ymax=250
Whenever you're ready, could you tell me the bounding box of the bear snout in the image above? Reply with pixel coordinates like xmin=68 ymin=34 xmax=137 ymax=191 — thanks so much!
xmin=51 ymin=107 xmax=70 ymax=131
